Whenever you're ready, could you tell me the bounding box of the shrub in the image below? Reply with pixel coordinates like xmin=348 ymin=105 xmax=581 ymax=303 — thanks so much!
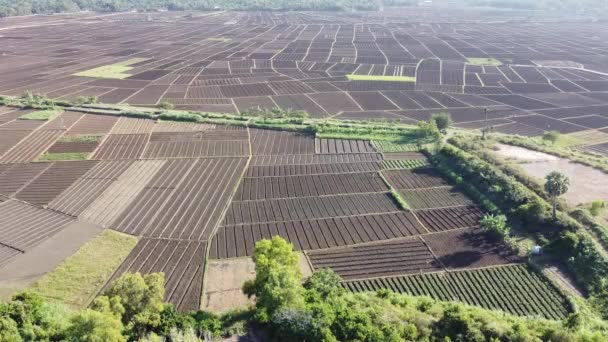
xmin=157 ymin=101 xmax=174 ymax=110
xmin=590 ymin=200 xmax=606 ymax=217
xmin=542 ymin=130 xmax=560 ymax=145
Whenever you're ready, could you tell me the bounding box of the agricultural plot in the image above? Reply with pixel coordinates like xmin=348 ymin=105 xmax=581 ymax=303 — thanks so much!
xmin=344 ymin=264 xmax=570 ymax=320
xmin=105 ymin=238 xmax=206 ymax=312
xmin=211 ymin=212 xmax=427 ymax=258
xmin=423 ymin=228 xmax=520 ymax=269
xmin=0 ymin=8 xmax=600 ymax=316
xmin=1 ymin=11 xmax=606 ymax=137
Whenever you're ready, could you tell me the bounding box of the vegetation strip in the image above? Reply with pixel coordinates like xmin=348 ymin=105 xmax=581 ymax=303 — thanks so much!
xmin=29 ymin=230 xmax=138 ymax=309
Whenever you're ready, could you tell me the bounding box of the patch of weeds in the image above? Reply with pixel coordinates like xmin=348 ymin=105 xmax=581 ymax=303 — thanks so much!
xmin=19 ymin=108 xmax=63 ymax=121
xmin=58 ymin=134 xmax=103 ymax=143
xmin=74 ymin=58 xmax=147 ymax=79
xmin=39 ymin=152 xmax=90 ymax=161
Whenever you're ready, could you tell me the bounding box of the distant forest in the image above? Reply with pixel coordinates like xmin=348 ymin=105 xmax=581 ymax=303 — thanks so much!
xmin=0 ymin=0 xmax=379 ymax=17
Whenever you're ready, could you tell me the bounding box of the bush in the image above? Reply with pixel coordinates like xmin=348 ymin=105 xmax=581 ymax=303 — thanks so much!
xmin=590 ymin=200 xmax=606 ymax=217
xmin=157 ymin=101 xmax=174 ymax=110
xmin=542 ymin=130 xmax=560 ymax=145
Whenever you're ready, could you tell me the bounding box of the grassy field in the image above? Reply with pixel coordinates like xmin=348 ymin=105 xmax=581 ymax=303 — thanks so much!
xmin=466 ymin=57 xmax=502 ymax=66
xmin=74 ymin=58 xmax=147 ymax=79
xmin=39 ymin=152 xmax=90 ymax=161
xmin=19 ymin=109 xmax=63 ymax=121
xmin=372 ymin=140 xmax=419 ymax=152
xmin=29 ymin=230 xmax=138 ymax=309
xmin=346 ymin=74 xmax=416 ymax=82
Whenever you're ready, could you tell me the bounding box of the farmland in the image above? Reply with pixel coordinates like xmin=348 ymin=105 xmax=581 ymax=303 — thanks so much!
xmin=1 ymin=7 xmax=607 ymax=336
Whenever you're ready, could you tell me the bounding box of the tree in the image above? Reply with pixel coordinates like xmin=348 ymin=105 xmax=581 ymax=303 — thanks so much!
xmin=431 ymin=112 xmax=452 ymax=133
xmin=64 ymin=309 xmax=126 ymax=342
xmin=542 ymin=130 xmax=560 ymax=145
xmin=544 ymin=171 xmax=569 ymax=219
xmin=479 ymin=213 xmax=510 ymax=241
xmin=157 ymin=101 xmax=174 ymax=110
xmin=242 ymin=236 xmax=305 ymax=323
xmin=99 ymin=272 xmax=166 ymax=338
xmin=414 ymin=119 xmax=442 ymax=143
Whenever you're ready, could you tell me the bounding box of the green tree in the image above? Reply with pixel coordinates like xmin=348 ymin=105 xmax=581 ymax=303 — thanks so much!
xmin=431 ymin=112 xmax=452 ymax=133
xmin=242 ymin=236 xmax=305 ymax=323
xmin=542 ymin=130 xmax=560 ymax=145
xmin=544 ymin=171 xmax=569 ymax=219
xmin=99 ymin=272 xmax=166 ymax=338
xmin=64 ymin=309 xmax=125 ymax=342
xmin=479 ymin=213 xmax=510 ymax=241
xmin=414 ymin=119 xmax=442 ymax=143
xmin=0 ymin=316 xmax=21 ymax=342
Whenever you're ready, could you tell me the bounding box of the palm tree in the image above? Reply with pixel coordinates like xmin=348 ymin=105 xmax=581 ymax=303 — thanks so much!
xmin=544 ymin=171 xmax=569 ymax=219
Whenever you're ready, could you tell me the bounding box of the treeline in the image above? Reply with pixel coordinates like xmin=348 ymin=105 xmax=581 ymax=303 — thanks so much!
xmin=0 ymin=0 xmax=378 ymax=17
xmin=2 ymin=236 xmax=607 ymax=341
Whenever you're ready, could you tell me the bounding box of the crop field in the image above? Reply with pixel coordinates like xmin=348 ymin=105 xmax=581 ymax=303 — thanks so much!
xmin=0 ymin=10 xmax=606 ymax=148
xmin=343 ymin=264 xmax=570 ymax=320
xmin=0 ymin=8 xmax=595 ymax=318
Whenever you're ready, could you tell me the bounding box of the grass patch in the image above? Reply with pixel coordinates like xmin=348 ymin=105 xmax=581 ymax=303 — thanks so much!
xmin=58 ymin=134 xmax=103 ymax=143
xmin=39 ymin=152 xmax=90 ymax=161
xmin=389 ymin=189 xmax=409 ymax=210
xmin=346 ymin=74 xmax=416 ymax=82
xmin=466 ymin=57 xmax=502 ymax=66
xmin=29 ymin=230 xmax=138 ymax=310
xmin=381 ymin=159 xmax=429 ymax=170
xmin=19 ymin=109 xmax=63 ymax=121
xmin=372 ymin=140 xmax=419 ymax=152
xmin=74 ymin=58 xmax=147 ymax=79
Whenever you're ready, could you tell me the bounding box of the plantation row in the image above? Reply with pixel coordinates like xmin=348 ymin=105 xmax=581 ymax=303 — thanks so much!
xmin=343 ymin=264 xmax=570 ymax=320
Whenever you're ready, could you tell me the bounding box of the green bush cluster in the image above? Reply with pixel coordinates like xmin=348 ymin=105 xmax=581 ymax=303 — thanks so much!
xmin=429 ymin=143 xmax=608 ymax=318
xmin=247 ymin=237 xmax=608 ymax=341
xmin=0 ymin=273 xmax=250 ymax=341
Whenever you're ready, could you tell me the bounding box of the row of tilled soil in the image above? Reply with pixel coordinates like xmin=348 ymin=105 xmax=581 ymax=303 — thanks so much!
xmin=307 ymin=237 xmax=442 ymax=280
xmin=112 ymin=158 xmax=247 ymax=241
xmin=399 ymin=187 xmax=474 ymax=209
xmin=414 ymin=205 xmax=484 ymax=232
xmin=245 ymin=161 xmax=380 ymax=177
xmin=383 ymin=168 xmax=450 ymax=189
xmin=0 ymin=200 xmax=74 ymax=252
xmin=222 ymin=192 xmax=401 ymax=226
xmin=210 ymin=211 xmax=427 ymax=259
xmin=235 ymin=172 xmax=388 ymax=201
